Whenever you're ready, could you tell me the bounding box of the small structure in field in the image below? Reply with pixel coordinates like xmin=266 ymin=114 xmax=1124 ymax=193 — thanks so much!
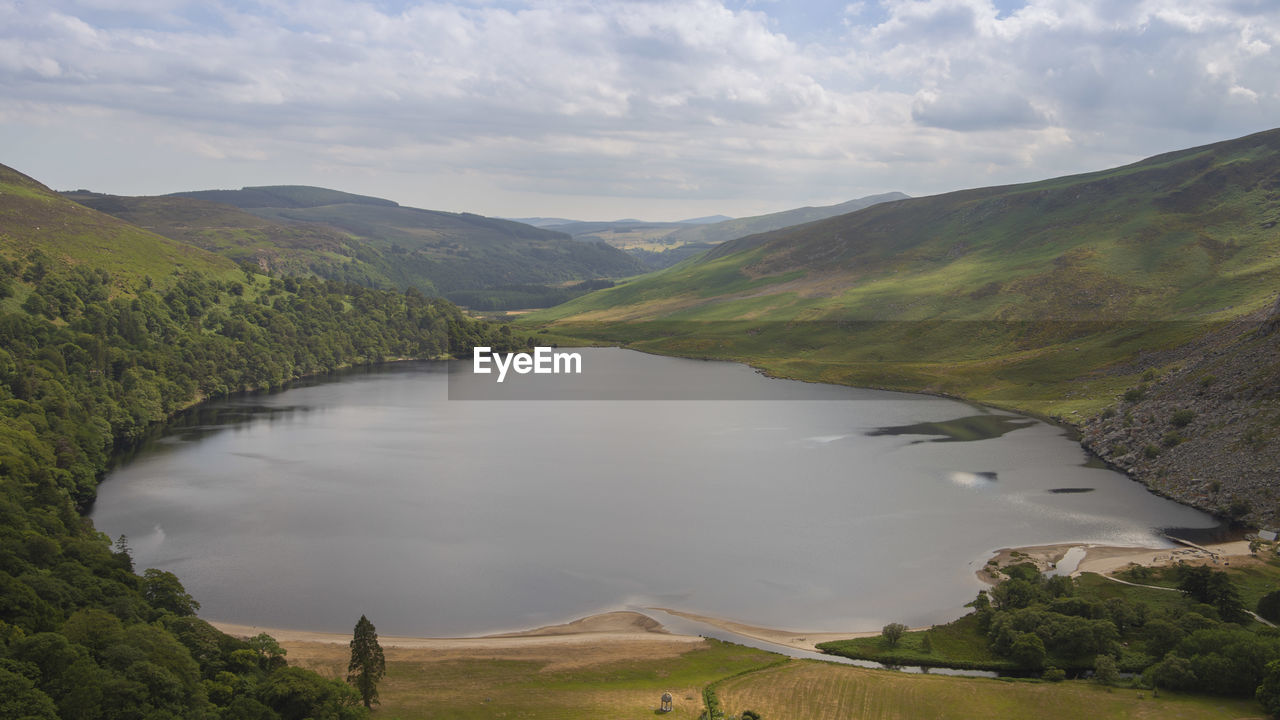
xmin=660 ymin=692 xmax=673 ymax=712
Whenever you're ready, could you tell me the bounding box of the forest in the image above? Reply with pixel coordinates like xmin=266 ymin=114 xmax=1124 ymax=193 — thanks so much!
xmin=0 ymin=252 xmax=521 ymax=718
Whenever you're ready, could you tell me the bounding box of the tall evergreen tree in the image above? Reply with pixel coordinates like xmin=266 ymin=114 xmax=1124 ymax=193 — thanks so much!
xmin=347 ymin=615 xmax=386 ymax=708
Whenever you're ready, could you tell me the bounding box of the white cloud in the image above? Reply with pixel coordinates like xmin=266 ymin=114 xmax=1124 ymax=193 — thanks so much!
xmin=0 ymin=0 xmax=1276 ymax=218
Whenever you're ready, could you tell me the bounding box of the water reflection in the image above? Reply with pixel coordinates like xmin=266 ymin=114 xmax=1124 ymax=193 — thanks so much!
xmin=866 ymin=414 xmax=1037 ymax=443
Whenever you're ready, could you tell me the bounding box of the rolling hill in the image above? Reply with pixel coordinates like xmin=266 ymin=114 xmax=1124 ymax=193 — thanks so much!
xmin=524 ymin=128 xmax=1280 ymax=525
xmin=0 ymin=164 xmax=237 ymax=289
xmin=61 ymin=191 xmax=393 ymax=287
xmin=65 ymin=185 xmax=648 ymax=308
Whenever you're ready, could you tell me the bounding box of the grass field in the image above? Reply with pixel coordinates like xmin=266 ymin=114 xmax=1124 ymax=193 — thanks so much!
xmin=816 ymin=615 xmax=1015 ymax=671
xmin=1115 ymin=553 xmax=1280 ymax=610
xmin=283 ymin=638 xmax=781 ymax=720
xmin=715 ymin=661 xmax=1265 ymax=720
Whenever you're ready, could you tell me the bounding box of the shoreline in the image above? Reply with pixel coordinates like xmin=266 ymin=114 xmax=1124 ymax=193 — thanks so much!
xmin=212 ymin=538 xmax=1263 ymax=663
xmin=210 ymin=610 xmax=704 ymax=651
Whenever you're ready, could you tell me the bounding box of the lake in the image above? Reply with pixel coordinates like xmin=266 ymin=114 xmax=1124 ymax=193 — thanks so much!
xmin=91 ymin=348 xmax=1219 ymax=637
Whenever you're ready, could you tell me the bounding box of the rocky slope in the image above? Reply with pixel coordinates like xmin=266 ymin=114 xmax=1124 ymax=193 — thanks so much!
xmin=1082 ymin=296 xmax=1280 ymax=528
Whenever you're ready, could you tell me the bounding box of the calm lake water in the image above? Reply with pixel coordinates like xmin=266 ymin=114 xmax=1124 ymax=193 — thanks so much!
xmin=92 ymin=348 xmax=1219 ymax=637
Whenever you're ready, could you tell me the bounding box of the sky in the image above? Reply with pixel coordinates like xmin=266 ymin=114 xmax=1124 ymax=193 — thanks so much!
xmin=1 ymin=0 xmax=1277 ymax=221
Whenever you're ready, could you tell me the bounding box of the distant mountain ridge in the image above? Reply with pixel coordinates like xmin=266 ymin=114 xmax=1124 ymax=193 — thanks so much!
xmin=662 ymin=192 xmax=911 ymax=247
xmin=540 ymin=193 xmax=908 ymax=269
xmin=170 ymin=185 xmax=398 ymax=209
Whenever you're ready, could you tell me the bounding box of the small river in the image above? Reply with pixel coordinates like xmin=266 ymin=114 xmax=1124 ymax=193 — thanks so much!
xmin=91 ymin=348 xmax=1219 ymax=637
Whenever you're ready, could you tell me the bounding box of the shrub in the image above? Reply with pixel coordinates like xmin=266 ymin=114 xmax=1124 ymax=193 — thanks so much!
xmin=881 ymin=623 xmax=908 ymax=648
xmin=1143 ymin=445 xmax=1160 ymax=459
xmin=1124 ymin=386 xmax=1146 ymax=403
xmin=1257 ymin=590 xmax=1280 ymax=624
xmin=1171 ymin=409 xmax=1196 ymax=427
xmin=1162 ymin=432 xmax=1183 ymax=447
xmin=1093 ymin=655 xmax=1120 ymax=685
xmin=1042 ymin=666 xmax=1067 ymax=682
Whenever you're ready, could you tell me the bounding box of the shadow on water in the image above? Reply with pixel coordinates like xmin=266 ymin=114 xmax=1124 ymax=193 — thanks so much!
xmin=1048 ymin=487 xmax=1095 ymax=494
xmin=105 ymin=360 xmax=443 ymax=470
xmin=1163 ymin=521 xmax=1250 ymax=545
xmin=866 ymin=414 xmax=1037 ymax=443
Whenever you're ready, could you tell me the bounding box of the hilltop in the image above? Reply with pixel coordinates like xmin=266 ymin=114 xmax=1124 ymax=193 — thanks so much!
xmin=525 ymin=128 xmax=1280 ymax=525
xmin=0 ymin=164 xmax=236 ymax=288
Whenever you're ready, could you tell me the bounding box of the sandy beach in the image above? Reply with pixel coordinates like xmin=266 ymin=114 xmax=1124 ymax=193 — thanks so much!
xmin=213 ymin=611 xmax=705 ymax=671
xmin=214 ymin=605 xmax=918 ymax=662
xmin=979 ymin=539 xmax=1258 ymax=583
xmin=649 ymin=607 xmax=894 ymax=652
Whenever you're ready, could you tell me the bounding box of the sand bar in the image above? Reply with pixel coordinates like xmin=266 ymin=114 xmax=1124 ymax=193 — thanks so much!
xmin=211 ymin=610 xmax=699 ymax=650
xmin=212 ymin=611 xmax=706 ymax=671
xmin=649 ymin=608 xmax=928 ymax=652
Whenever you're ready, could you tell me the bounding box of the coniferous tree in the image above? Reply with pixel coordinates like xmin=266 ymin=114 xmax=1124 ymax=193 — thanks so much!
xmin=347 ymin=615 xmax=386 ymax=708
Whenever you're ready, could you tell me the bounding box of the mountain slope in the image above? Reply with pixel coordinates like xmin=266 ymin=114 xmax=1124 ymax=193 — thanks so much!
xmin=72 ymin=185 xmax=649 ymax=306
xmin=62 ymin=191 xmax=392 ymax=287
xmin=0 ymin=165 xmax=236 ymax=286
xmin=537 ymin=129 xmax=1280 ymax=325
xmin=525 ymin=128 xmax=1280 ymax=525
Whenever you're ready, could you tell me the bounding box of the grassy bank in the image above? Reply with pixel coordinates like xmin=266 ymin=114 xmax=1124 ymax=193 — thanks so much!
xmin=282 ymin=638 xmax=780 ymax=720
xmin=715 ymin=660 xmax=1264 ymax=720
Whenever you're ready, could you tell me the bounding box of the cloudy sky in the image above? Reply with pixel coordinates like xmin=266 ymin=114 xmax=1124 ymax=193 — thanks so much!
xmin=1 ymin=0 xmax=1277 ymax=220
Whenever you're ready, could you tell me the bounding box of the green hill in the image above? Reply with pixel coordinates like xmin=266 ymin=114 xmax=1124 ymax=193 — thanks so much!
xmin=524 ymin=128 xmax=1280 ymax=525
xmin=172 ymin=184 xmax=398 ymax=209
xmin=0 ymin=165 xmax=236 ymax=288
xmin=159 ymin=185 xmax=649 ymax=304
xmin=61 ymin=191 xmax=397 ymax=288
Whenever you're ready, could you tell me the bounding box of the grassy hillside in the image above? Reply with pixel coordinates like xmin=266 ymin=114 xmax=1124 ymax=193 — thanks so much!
xmin=524 ymin=128 xmax=1280 ymax=524
xmin=62 ymin=192 xmax=397 ymax=288
xmin=172 ymin=184 xmax=397 ymax=209
xmin=0 ymin=164 xmax=237 ymax=288
xmin=155 ymin=185 xmax=649 ymax=305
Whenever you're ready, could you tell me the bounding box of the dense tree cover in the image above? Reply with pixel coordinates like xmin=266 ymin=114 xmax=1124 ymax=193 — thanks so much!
xmin=0 ymin=253 xmax=521 ymax=718
xmin=973 ymin=563 xmax=1280 ymax=703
